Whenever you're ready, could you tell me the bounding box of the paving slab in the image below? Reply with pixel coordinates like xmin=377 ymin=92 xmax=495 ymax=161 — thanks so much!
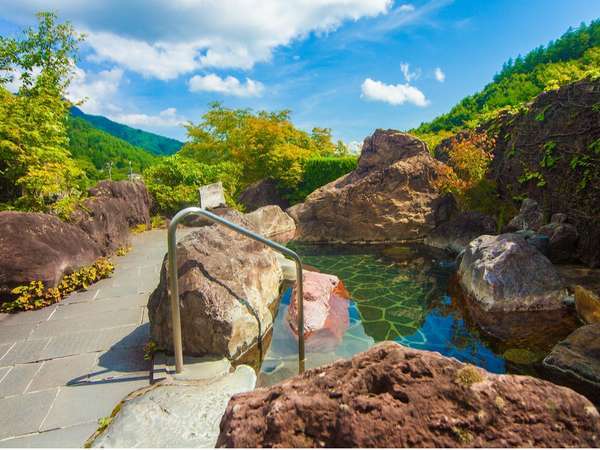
xmin=88 ymin=346 xmax=150 ymax=382
xmin=0 ymin=363 xmax=42 ymax=398
xmin=0 ymin=339 xmax=50 ymax=366
xmin=0 ymin=421 xmax=98 ymax=448
xmin=0 ymin=322 xmax=36 ymax=344
xmin=42 ymin=379 xmax=149 ymax=431
xmin=0 ymin=389 xmax=58 ymax=440
xmin=0 ymin=228 xmax=197 ymax=445
xmin=31 ymin=309 xmax=141 ymax=339
xmin=28 ymin=353 xmax=98 ymax=392
xmin=0 ymin=307 xmax=57 ymax=326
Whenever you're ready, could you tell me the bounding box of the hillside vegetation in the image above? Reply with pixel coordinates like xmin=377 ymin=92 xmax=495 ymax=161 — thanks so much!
xmin=68 ymin=116 xmax=157 ymax=182
xmin=71 ymin=107 xmax=183 ymax=155
xmin=414 ymin=19 xmax=600 ymax=148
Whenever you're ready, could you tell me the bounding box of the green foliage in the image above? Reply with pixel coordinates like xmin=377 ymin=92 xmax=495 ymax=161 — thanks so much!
xmin=413 ymin=20 xmax=600 ymax=141
xmin=71 ymin=106 xmax=183 ymax=155
xmin=0 ymin=12 xmax=86 ymax=211
xmin=68 ymin=116 xmax=156 ymax=182
xmin=143 ymin=154 xmax=242 ymax=215
xmin=540 ymin=141 xmax=558 ymax=168
xmin=180 ymin=102 xmax=342 ymax=197
xmin=287 ymin=156 xmax=358 ymax=202
xmin=1 ymin=258 xmax=114 ymax=312
xmin=518 ymin=169 xmax=546 ymax=187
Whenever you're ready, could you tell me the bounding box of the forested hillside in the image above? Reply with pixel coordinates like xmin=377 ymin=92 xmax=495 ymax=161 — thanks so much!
xmin=71 ymin=106 xmax=183 ymax=155
xmin=414 ymin=19 xmax=600 ymax=147
xmin=67 ymin=116 xmax=156 ymax=181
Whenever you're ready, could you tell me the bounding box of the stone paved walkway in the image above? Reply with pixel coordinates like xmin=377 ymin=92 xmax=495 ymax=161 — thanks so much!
xmin=0 ymin=228 xmax=181 ymax=447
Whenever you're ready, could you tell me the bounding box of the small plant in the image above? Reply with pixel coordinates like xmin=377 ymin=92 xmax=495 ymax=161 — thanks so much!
xmin=130 ymin=223 xmax=147 ymax=234
xmin=1 ymin=258 xmax=114 ymax=312
xmin=451 ymin=426 xmax=473 ymax=445
xmin=115 ymin=246 xmax=131 ymax=256
xmin=151 ymin=215 xmax=166 ymax=229
xmin=518 ymin=169 xmax=546 ymax=187
xmin=455 ymin=365 xmax=485 ymax=386
xmin=540 ymin=141 xmax=557 ymax=168
xmin=143 ymin=340 xmax=160 ymax=360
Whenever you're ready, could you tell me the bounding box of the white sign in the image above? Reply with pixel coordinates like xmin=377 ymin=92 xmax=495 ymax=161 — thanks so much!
xmin=199 ymin=181 xmax=226 ymax=209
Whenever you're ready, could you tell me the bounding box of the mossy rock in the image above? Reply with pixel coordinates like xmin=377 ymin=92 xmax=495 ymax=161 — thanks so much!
xmin=503 ymin=348 xmax=540 ymax=365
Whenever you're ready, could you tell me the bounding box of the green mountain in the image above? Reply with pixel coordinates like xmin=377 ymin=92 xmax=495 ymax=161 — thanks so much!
xmin=67 ymin=115 xmax=157 ymax=182
xmin=70 ymin=106 xmax=183 ymax=155
xmin=414 ymin=19 xmax=600 ymax=146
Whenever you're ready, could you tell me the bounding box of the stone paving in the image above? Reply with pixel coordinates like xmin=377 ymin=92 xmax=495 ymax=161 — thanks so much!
xmin=0 ymin=228 xmax=180 ymax=447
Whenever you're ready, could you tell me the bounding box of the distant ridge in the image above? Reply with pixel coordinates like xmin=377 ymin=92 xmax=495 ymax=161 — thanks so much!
xmin=70 ymin=106 xmax=184 ymax=155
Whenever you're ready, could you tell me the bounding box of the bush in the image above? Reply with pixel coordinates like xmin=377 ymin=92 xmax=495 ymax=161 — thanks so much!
xmin=287 ymin=156 xmax=358 ymax=203
xmin=1 ymin=257 xmax=114 ymax=312
xmin=143 ymin=155 xmax=242 ymax=216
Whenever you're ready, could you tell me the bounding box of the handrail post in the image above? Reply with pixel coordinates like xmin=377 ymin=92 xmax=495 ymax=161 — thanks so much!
xmin=167 ymin=207 xmax=305 ymax=374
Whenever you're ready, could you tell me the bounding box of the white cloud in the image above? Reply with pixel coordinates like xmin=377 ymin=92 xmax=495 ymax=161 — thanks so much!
xmin=347 ymin=140 xmax=363 ymax=154
xmin=398 ymin=4 xmax=416 ymax=12
xmin=361 ymin=78 xmax=429 ymax=107
xmin=400 ymin=62 xmax=420 ymax=83
xmin=5 ymin=1 xmax=392 ymax=79
xmin=434 ymin=67 xmax=445 ymax=82
xmin=113 ymin=108 xmax=186 ymax=128
xmin=67 ymin=66 xmax=123 ymax=114
xmin=188 ymin=74 xmax=264 ymax=97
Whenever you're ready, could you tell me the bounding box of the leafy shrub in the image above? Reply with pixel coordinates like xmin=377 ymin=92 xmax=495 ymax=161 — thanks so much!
xmin=151 ymin=215 xmax=166 ymax=229
xmin=130 ymin=223 xmax=147 ymax=234
xmin=435 ymin=133 xmax=495 ymax=201
xmin=115 ymin=246 xmax=131 ymax=256
xmin=287 ymin=156 xmax=358 ymax=203
xmin=1 ymin=258 xmax=114 ymax=312
xmin=143 ymin=155 xmax=242 ymax=216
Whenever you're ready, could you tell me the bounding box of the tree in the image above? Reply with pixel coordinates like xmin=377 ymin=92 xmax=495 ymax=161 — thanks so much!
xmin=0 ymin=12 xmax=85 ymax=211
xmin=180 ymin=103 xmax=339 ymax=192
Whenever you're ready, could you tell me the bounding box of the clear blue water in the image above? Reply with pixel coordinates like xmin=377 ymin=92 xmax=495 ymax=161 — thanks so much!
xmin=258 ymin=243 xmax=518 ymax=386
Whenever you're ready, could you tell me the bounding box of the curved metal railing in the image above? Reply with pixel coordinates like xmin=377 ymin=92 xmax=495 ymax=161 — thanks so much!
xmin=167 ymin=207 xmax=305 ymax=374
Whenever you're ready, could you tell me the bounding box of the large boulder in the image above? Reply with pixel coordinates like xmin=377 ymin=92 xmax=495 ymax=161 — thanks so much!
xmin=504 ymin=198 xmax=545 ymax=232
xmin=147 ymin=211 xmax=283 ymax=359
xmin=72 ymin=180 xmax=151 ymax=254
xmin=287 ymin=130 xmax=447 ymax=243
xmin=0 ymin=211 xmax=102 ymax=295
xmin=238 ymin=178 xmax=289 ymax=212
xmin=217 ymin=342 xmax=600 ymax=448
xmin=286 ymin=270 xmax=351 ymax=351
xmin=425 ymin=211 xmax=497 ymax=253
xmin=457 ymin=233 xmax=572 ymax=341
xmin=458 ymin=233 xmax=567 ymax=313
xmin=543 ymin=324 xmax=600 ymax=407
xmin=244 ymin=205 xmax=296 ymax=242
xmin=538 ymin=215 xmax=579 ymax=263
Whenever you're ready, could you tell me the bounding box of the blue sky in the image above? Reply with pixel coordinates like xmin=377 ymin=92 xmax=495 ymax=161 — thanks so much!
xmin=1 ymin=0 xmax=599 ymax=145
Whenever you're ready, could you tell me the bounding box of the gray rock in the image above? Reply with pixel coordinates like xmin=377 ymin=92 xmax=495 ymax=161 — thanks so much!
xmin=244 ymin=205 xmax=296 ymax=241
xmin=458 ymin=233 xmax=567 ymax=313
xmin=90 ymin=365 xmax=257 ymax=448
xmin=543 ymin=323 xmax=600 ymax=407
xmin=238 ymin=178 xmax=289 ymax=212
xmin=538 ymin=221 xmax=579 ymax=263
xmin=425 ymin=211 xmax=497 ymax=253
xmin=148 ymin=211 xmax=283 ymax=359
xmin=505 ymin=198 xmax=545 ymax=232
xmin=288 ymin=130 xmax=448 ymax=243
xmin=0 ymin=211 xmax=102 ymax=295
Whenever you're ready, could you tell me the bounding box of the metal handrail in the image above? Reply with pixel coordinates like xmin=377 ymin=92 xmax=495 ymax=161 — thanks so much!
xmin=167 ymin=206 xmax=305 ymax=374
